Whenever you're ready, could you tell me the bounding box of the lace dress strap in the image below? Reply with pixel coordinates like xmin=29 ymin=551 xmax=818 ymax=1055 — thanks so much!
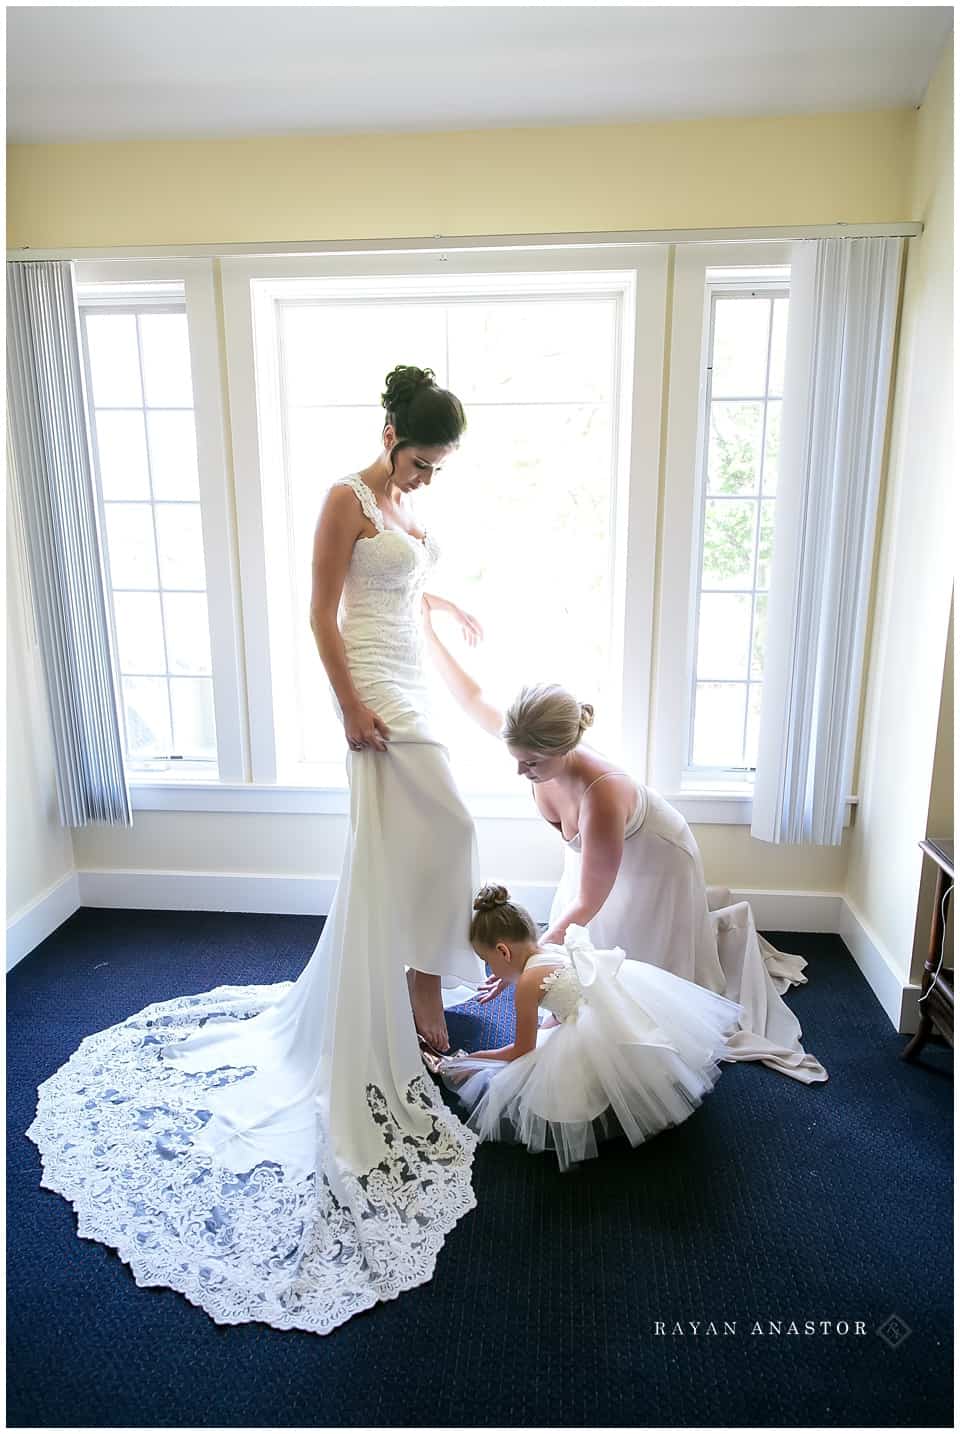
xmin=336 ymin=473 xmax=385 ymax=532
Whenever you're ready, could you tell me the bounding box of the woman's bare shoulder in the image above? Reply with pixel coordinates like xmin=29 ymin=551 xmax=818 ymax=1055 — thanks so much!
xmin=578 ymin=765 xmax=638 ymax=825
xmin=315 ymin=481 xmax=372 ymax=538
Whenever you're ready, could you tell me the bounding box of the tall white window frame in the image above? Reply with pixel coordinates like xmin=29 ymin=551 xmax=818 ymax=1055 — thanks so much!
xmin=653 ymin=241 xmax=794 ymax=822
xmin=220 ymin=247 xmax=668 ymax=814
xmin=75 ymin=258 xmax=246 ymax=784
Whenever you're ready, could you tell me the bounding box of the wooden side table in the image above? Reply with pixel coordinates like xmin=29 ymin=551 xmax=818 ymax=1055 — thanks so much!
xmin=901 ymin=838 xmax=954 ymax=1062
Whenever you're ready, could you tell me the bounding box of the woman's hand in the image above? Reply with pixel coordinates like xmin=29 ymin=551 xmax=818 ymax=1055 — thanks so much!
xmin=475 ymin=972 xmax=505 ymax=1004
xmin=449 ymin=604 xmax=483 ymax=648
xmin=424 ymin=594 xmax=483 ymax=647
xmin=343 ymin=701 xmax=390 ymax=752
xmin=541 ymin=925 xmax=566 ymax=947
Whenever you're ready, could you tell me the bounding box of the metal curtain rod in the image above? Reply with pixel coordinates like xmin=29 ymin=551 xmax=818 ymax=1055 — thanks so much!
xmin=6 ymin=220 xmax=923 ymax=261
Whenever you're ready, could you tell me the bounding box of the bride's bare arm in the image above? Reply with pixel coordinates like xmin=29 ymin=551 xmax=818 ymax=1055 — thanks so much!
xmin=422 ymin=610 xmax=505 ymax=738
xmin=309 ymin=487 xmax=389 ymax=750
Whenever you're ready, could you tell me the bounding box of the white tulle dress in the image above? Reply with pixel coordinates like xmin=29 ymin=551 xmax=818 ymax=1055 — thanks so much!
xmin=439 ymin=926 xmax=746 ymax=1170
xmin=547 ymin=778 xmax=828 ymax=1084
xmin=25 ymin=473 xmax=487 ymax=1336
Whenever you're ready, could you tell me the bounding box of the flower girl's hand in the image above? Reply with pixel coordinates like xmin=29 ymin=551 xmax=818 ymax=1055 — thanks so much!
xmin=475 ymin=973 xmax=504 ymax=1004
xmin=344 ymin=702 xmax=390 ymax=752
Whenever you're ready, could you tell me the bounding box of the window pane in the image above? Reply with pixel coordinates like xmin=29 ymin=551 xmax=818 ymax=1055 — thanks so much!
xmin=286 ymin=406 xmax=379 ymax=503
xmin=163 ymin=593 xmax=212 ymax=675
xmin=745 ymin=684 xmax=764 ymax=768
xmin=122 ymin=675 xmax=172 ymax=758
xmin=170 ymin=677 xmax=216 ymax=759
xmin=147 ymin=410 xmax=201 ymax=500
xmin=762 ymin=401 xmax=781 ymax=495
xmin=751 ymin=593 xmax=768 ymax=678
xmin=757 ymin=500 xmax=777 ymax=588
xmin=139 ymin=312 xmax=194 ymax=407
xmin=696 ymin=593 xmax=751 ymax=680
xmin=95 ymin=411 xmax=151 ymax=499
xmin=768 ymin=298 xmax=788 ymax=396
xmin=692 ymin=683 xmax=746 ymax=767
xmin=85 ymin=314 xmax=143 ymax=406
xmin=114 ymin=592 xmax=166 ymax=673
xmin=701 ymin=500 xmax=757 ymax=590
xmin=707 ymin=402 xmax=763 ymax=495
xmin=448 ymin=300 xmax=615 ymax=403
xmin=155 ymin=504 xmax=206 ymax=589
xmin=280 ymin=303 xmax=447 ymax=407
xmin=710 ymin=298 xmax=770 ymax=399
xmin=103 ymin=503 xmax=158 ymax=589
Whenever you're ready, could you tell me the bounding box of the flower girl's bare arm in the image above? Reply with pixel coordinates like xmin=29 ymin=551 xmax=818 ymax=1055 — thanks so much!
xmin=462 ymin=973 xmax=542 ymax=1060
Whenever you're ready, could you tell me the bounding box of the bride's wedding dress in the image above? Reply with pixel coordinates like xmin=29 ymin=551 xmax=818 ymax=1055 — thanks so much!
xmin=26 ymin=473 xmax=487 ymax=1335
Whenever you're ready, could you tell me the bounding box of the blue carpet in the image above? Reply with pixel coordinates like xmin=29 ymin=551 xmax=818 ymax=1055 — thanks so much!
xmin=7 ymin=908 xmax=953 ymax=1428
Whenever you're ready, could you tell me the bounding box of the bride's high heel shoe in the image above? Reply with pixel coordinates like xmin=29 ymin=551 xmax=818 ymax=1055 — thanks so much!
xmin=418 ymin=1032 xmax=466 ymax=1075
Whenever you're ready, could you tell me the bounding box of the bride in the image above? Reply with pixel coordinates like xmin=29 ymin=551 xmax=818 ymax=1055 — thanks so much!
xmin=26 ymin=365 xmax=488 ymax=1336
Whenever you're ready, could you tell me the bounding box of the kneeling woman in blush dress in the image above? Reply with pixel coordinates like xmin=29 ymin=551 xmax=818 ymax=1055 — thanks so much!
xmin=426 ymin=620 xmax=827 ymax=1085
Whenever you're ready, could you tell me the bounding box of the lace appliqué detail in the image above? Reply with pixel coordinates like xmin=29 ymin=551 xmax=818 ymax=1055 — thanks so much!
xmin=337 ymin=473 xmax=385 ymax=532
xmin=25 ymin=988 xmax=477 ymax=1335
xmin=538 ymin=963 xmax=585 ymax=1025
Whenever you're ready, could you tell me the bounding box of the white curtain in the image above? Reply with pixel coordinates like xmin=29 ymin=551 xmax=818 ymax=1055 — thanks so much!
xmin=751 ymin=236 xmax=904 ymax=846
xmin=6 ymin=259 xmax=132 ymax=827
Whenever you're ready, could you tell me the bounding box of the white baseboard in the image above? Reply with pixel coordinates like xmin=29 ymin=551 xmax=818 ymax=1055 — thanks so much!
xmin=839 ymin=896 xmax=922 ymax=1035
xmin=6 ymin=871 xmax=81 ymax=972
xmin=7 ymin=869 xmax=919 ymax=1037
xmin=69 ymin=876 xmax=842 ymax=932
xmin=77 ymin=869 xmax=339 ymax=917
xmin=727 ymin=888 xmax=843 ymax=933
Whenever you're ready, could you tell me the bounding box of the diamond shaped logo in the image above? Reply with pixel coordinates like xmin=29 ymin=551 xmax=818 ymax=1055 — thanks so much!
xmin=876 ymin=1313 xmax=912 ymax=1349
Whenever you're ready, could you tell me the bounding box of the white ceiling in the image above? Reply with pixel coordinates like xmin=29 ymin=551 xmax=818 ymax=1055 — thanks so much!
xmin=6 ymin=5 xmax=953 ymax=144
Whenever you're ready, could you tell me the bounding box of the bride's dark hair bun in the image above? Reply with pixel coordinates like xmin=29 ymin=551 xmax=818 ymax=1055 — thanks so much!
xmin=382 ymin=365 xmax=436 ymax=411
xmin=380 ymin=364 xmax=467 ymax=474
xmin=473 ymin=883 xmax=510 ymax=914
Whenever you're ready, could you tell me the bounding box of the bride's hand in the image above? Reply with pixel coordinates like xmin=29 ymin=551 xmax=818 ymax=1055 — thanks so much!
xmin=343 ymin=702 xmax=390 ymax=752
xmin=475 ymin=972 xmax=504 ymax=1004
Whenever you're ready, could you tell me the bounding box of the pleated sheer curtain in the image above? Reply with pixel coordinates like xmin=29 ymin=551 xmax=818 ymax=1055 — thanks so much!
xmin=751 ymin=236 xmax=904 ymax=846
xmin=6 ymin=259 xmax=132 ymax=827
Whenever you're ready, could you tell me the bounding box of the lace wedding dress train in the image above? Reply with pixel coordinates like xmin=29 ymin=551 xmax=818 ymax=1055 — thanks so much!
xmin=25 ymin=474 xmax=487 ymax=1335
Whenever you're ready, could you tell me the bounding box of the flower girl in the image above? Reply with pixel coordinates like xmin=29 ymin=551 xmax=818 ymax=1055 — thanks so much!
xmin=437 ymin=885 xmax=746 ymax=1171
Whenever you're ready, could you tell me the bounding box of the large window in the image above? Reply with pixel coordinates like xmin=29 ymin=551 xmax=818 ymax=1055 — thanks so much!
xmin=689 ymin=279 xmax=788 ymax=775
xmin=229 ymin=258 xmax=665 ymax=798
xmin=652 ymin=243 xmax=794 ymax=815
xmin=75 ymin=243 xmax=815 ymax=824
xmin=79 ymin=288 xmax=217 ymax=774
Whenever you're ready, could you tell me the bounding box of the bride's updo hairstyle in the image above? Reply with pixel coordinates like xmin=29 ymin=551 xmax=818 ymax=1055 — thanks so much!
xmin=381 ymin=364 xmax=466 ymax=475
xmin=470 ymin=883 xmax=538 ymax=949
xmin=502 ymin=684 xmax=595 ymax=758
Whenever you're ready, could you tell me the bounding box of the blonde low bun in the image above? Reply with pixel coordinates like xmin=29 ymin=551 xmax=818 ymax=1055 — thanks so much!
xmin=503 ymin=684 xmax=596 ymax=757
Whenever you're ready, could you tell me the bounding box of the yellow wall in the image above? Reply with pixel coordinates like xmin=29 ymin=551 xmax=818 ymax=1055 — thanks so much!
xmin=5 ymin=101 xmax=929 ymax=913
xmin=846 ymin=44 xmax=954 ymax=983
xmin=7 ymin=108 xmax=914 ymax=251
